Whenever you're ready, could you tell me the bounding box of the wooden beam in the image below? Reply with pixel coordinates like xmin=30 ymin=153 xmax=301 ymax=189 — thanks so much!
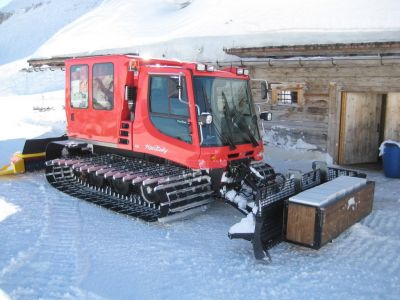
xmin=27 ymin=57 xmax=70 ymax=68
xmin=226 ymin=41 xmax=400 ymax=59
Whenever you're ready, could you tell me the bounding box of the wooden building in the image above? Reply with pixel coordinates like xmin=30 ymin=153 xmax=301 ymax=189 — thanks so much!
xmin=225 ymin=42 xmax=400 ymax=165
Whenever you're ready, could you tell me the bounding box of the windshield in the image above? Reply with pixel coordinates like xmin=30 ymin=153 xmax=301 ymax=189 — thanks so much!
xmin=193 ymin=76 xmax=260 ymax=147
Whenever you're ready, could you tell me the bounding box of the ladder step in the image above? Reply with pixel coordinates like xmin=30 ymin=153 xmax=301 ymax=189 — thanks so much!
xmin=163 ymin=190 xmax=214 ymax=206
xmin=169 ymin=198 xmax=213 ymax=213
xmin=154 ymin=175 xmax=211 ymax=192
xmin=166 ymin=182 xmax=212 ymax=198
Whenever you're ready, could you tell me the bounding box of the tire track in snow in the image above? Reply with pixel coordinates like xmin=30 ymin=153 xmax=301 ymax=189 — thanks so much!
xmin=0 ymin=174 xmax=88 ymax=299
xmin=0 ymin=176 xmax=51 ymax=279
xmin=333 ymin=219 xmax=400 ymax=281
xmin=364 ymin=200 xmax=400 ymax=239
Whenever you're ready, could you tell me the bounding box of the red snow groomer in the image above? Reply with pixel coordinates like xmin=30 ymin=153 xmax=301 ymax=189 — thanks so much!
xmin=16 ymin=55 xmax=373 ymax=259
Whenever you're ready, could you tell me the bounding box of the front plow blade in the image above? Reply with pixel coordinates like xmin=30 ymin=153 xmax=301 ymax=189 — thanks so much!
xmin=0 ymin=136 xmax=67 ymax=176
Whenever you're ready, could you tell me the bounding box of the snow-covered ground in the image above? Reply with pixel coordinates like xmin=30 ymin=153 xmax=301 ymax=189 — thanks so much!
xmin=1 ymin=138 xmax=399 ymax=299
xmin=1 ymin=0 xmax=400 ymax=299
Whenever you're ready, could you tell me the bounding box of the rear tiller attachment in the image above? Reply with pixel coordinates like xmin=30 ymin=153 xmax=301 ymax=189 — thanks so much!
xmin=227 ymin=161 xmax=367 ymax=260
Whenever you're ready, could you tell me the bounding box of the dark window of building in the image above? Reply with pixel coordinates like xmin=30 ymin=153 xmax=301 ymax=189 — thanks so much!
xmin=277 ymin=90 xmax=298 ymax=104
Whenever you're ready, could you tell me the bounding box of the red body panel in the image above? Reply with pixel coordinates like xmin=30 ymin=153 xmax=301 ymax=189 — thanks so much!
xmin=65 ymin=55 xmax=264 ymax=170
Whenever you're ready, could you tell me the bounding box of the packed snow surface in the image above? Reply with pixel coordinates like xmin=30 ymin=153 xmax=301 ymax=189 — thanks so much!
xmin=1 ymin=142 xmax=400 ymax=299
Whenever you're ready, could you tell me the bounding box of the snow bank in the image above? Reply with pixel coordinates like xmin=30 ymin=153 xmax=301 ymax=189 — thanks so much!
xmin=0 ymin=0 xmax=102 ymax=64
xmin=0 ymin=0 xmax=13 ymax=10
xmin=0 ymin=61 xmax=66 ymax=165
xmin=0 ymin=289 xmax=11 ymax=300
xmin=264 ymin=144 xmax=333 ymax=164
xmin=0 ymin=91 xmax=66 ymax=141
xmin=0 ymin=197 xmax=20 ymax=222
xmin=0 ymin=59 xmax=65 ymax=96
xmin=1 ymin=0 xmax=399 ymax=65
xmin=0 ymin=60 xmax=66 ymax=140
xmin=33 ymin=0 xmax=400 ymax=62
xmin=262 ymin=126 xmax=319 ymax=152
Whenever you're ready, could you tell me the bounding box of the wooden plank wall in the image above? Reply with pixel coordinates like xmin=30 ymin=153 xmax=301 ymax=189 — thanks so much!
xmin=339 ymin=93 xmax=382 ymax=164
xmin=249 ymin=59 xmax=400 ymax=160
xmin=385 ymin=93 xmax=400 ymax=141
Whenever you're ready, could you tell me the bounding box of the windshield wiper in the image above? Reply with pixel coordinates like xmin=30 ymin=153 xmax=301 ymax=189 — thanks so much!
xmin=221 ymin=92 xmax=240 ymax=149
xmin=237 ymin=116 xmax=259 ymax=147
xmin=201 ymin=85 xmax=236 ymax=150
xmin=222 ymin=91 xmax=258 ymax=147
xmin=214 ymin=118 xmax=237 ymax=150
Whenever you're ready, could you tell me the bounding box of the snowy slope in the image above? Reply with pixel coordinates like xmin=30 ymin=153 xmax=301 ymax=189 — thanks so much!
xmin=33 ymin=0 xmax=400 ymax=61
xmin=0 ymin=59 xmax=66 ymax=166
xmin=1 ymin=0 xmax=399 ymax=63
xmin=0 ymin=0 xmax=102 ymax=64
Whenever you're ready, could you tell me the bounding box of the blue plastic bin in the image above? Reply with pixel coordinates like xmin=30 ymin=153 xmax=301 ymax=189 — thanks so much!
xmin=383 ymin=143 xmax=400 ymax=178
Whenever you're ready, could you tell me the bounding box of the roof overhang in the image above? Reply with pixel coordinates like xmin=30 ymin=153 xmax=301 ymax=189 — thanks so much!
xmin=225 ymin=41 xmax=400 ymax=59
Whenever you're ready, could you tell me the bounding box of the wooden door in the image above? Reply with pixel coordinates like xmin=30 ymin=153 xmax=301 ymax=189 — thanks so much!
xmin=384 ymin=93 xmax=400 ymax=141
xmin=339 ymin=92 xmax=383 ymax=164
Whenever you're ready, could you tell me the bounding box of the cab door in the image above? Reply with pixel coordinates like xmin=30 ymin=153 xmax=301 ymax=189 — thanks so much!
xmin=67 ymin=61 xmax=119 ymax=144
xmin=132 ymin=68 xmax=201 ymax=168
xmin=67 ymin=64 xmax=90 ymax=138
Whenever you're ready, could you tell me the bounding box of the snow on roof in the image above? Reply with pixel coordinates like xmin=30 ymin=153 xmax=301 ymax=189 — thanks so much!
xmin=1 ymin=0 xmax=400 ymax=63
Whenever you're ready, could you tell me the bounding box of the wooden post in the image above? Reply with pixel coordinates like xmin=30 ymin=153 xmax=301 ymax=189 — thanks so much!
xmin=327 ymin=82 xmax=340 ymax=163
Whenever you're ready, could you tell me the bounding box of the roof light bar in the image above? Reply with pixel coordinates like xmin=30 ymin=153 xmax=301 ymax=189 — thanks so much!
xmin=196 ymin=64 xmax=206 ymax=71
xmin=206 ymin=65 xmax=215 ymax=72
xmin=236 ymin=68 xmax=244 ymax=75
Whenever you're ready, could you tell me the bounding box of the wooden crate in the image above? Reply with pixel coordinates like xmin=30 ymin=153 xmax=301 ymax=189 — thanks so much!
xmin=285 ymin=180 xmax=374 ymax=249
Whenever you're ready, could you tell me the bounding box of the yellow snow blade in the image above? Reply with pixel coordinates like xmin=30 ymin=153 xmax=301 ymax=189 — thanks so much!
xmin=0 ymin=152 xmax=45 ymax=176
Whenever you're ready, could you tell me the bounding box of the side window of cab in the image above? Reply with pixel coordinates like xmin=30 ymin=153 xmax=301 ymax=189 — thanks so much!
xmin=93 ymin=63 xmax=114 ymax=110
xmin=70 ymin=65 xmax=88 ymax=108
xmin=149 ymin=75 xmax=191 ymax=143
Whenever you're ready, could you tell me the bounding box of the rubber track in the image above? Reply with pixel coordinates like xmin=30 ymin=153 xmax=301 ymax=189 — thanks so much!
xmin=45 ymin=153 xmax=214 ymax=221
xmin=46 ymin=166 xmax=160 ymax=221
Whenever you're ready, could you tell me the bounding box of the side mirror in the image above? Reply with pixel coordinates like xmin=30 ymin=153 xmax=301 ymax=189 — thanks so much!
xmin=260 ymin=111 xmax=272 ymax=121
xmin=198 ymin=112 xmax=213 ymax=125
xmin=261 ymin=81 xmax=269 ymax=100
